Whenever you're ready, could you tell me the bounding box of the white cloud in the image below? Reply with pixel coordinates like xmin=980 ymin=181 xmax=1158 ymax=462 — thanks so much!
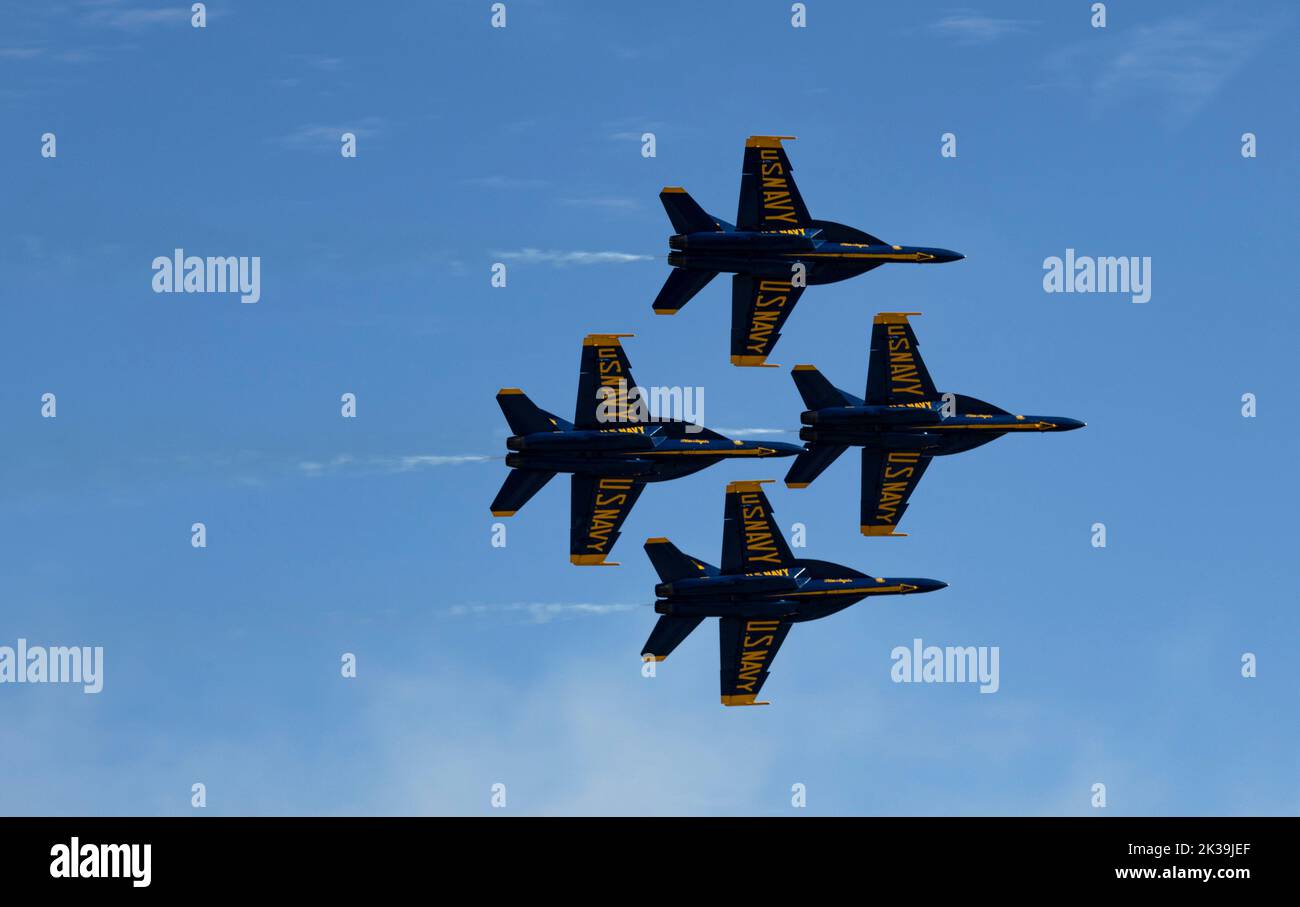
xmin=493 ymin=248 xmax=653 ymax=266
xmin=1048 ymin=12 xmax=1273 ymax=124
xmin=446 ymin=602 xmax=643 ymax=624
xmin=299 ymin=454 xmax=490 ymax=476
xmin=273 ymin=118 xmax=384 ymax=150
xmin=79 ymin=2 xmax=190 ymax=30
xmin=931 ymin=13 xmax=1034 ymax=45
xmin=713 ymin=427 xmax=793 ymax=437
xmin=461 ymin=175 xmax=549 ymax=190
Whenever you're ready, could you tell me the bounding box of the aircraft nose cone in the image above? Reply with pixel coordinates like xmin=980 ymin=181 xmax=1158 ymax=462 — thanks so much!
xmin=910 ymin=579 xmax=948 ymax=594
xmin=936 ymin=248 xmax=964 ymax=263
xmin=1056 ymin=417 xmax=1086 ymax=431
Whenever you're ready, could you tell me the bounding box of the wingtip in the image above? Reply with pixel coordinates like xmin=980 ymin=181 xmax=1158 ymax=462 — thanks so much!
xmin=861 ymin=525 xmax=909 ymax=537
xmin=582 ymin=333 xmax=635 ymax=347
xmin=731 ymin=355 xmax=779 ymax=368
xmin=721 ymin=694 xmax=771 ymax=706
xmin=873 ymin=312 xmax=923 ymax=325
xmin=571 ymin=554 xmax=620 ymax=566
xmin=726 ymin=479 xmax=774 ymax=494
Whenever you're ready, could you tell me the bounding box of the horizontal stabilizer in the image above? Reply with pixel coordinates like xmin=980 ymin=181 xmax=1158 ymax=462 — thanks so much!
xmin=660 ymin=187 xmax=720 ymax=234
xmin=653 ymin=267 xmax=717 ymax=315
xmin=784 ymin=443 xmax=848 ymax=488
xmin=641 ymin=614 xmax=705 ymax=662
xmin=644 ymin=537 xmax=716 ymax=582
xmin=490 ymin=469 xmax=555 ymax=517
xmin=791 ymin=365 xmax=857 ymax=410
xmin=497 ymin=388 xmax=564 ymax=436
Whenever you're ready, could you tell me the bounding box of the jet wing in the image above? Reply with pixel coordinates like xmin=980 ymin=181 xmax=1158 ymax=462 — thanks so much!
xmin=570 ymin=474 xmax=645 ymax=565
xmin=574 ymin=333 xmax=645 ymax=430
xmin=730 ymin=274 xmax=804 ymax=367
xmin=736 ymin=136 xmax=812 ymax=231
xmin=719 ymin=616 xmax=793 ymax=706
xmin=721 ymin=480 xmax=796 ymax=573
xmin=860 ymin=448 xmax=932 ymax=536
xmin=865 ymin=313 xmax=940 ymax=405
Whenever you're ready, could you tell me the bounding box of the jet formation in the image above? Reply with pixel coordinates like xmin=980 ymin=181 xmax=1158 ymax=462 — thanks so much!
xmin=490 ymin=136 xmax=1081 ymax=706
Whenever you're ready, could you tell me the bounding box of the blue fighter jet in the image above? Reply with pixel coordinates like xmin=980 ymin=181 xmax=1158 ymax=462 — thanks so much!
xmin=492 ymin=333 xmax=801 ymax=566
xmin=642 ymin=480 xmax=946 ymax=706
xmin=653 ymin=135 xmax=963 ymax=366
xmin=785 ymin=313 xmax=1085 ymax=536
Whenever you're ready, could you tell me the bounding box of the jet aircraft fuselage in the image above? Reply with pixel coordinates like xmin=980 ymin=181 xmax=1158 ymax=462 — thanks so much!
xmin=667 ymin=229 xmax=962 ymax=285
xmin=505 ymin=426 xmax=798 ymax=482
xmin=798 ymin=402 xmax=1085 ymax=454
xmin=653 ymin=564 xmax=946 ymax=622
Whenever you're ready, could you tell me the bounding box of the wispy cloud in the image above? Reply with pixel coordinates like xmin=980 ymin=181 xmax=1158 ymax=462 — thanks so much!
xmin=493 ymin=248 xmax=653 ymax=266
xmin=79 ymin=2 xmax=191 ymax=30
xmin=290 ymin=53 xmax=345 ymax=72
xmin=931 ymin=12 xmax=1034 ymax=45
xmin=273 ymin=117 xmax=384 ymax=150
xmin=559 ymin=196 xmax=640 ymax=212
xmin=605 ymin=117 xmax=665 ymax=142
xmin=461 ymin=175 xmax=549 ymax=190
xmin=713 ymin=427 xmax=793 ymax=437
xmin=446 ymin=602 xmax=643 ymax=624
xmin=0 ymin=42 xmax=129 ymax=65
xmin=0 ymin=47 xmax=45 ymax=61
xmin=299 ymin=454 xmax=490 ymax=476
xmin=1047 ymin=11 xmax=1274 ymax=125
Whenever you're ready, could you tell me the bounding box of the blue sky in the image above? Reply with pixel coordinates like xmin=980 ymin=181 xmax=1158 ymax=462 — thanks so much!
xmin=0 ymin=0 xmax=1296 ymax=815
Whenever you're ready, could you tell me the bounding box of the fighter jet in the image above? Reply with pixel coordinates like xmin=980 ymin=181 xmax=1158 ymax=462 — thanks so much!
xmin=642 ymin=480 xmax=946 ymax=706
xmin=785 ymin=313 xmax=1085 ymax=536
xmin=492 ymin=333 xmax=801 ymax=566
xmin=653 ymin=135 xmax=963 ymax=367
